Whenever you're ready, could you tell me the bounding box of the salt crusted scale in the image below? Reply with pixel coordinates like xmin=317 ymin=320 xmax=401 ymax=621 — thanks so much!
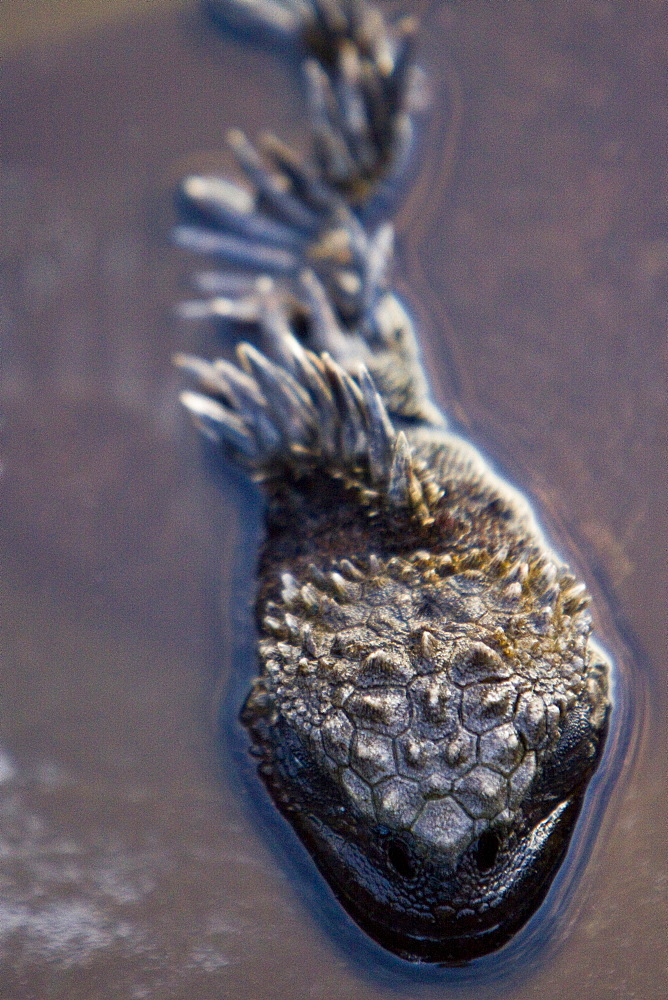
xmin=248 ymin=544 xmax=607 ymax=868
xmin=175 ymin=0 xmax=612 ymax=965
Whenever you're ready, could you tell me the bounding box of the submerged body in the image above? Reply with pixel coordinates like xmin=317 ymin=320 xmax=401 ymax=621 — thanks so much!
xmin=175 ymin=0 xmax=611 ymax=963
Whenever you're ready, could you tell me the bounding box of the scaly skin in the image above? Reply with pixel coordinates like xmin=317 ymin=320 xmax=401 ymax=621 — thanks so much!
xmin=175 ymin=0 xmax=612 ymax=963
xmin=241 ymin=426 xmax=609 ymax=962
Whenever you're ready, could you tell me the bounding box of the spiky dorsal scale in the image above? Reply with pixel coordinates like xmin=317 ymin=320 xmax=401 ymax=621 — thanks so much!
xmin=180 ymin=337 xmax=446 ymax=529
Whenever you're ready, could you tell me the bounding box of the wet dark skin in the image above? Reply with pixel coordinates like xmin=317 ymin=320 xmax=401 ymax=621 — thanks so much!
xmin=241 ymin=450 xmax=610 ymax=963
xmin=177 ymin=0 xmax=612 ymax=964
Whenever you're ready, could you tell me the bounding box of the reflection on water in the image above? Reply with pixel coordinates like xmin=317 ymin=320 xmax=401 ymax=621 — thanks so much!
xmin=0 ymin=2 xmax=665 ymax=998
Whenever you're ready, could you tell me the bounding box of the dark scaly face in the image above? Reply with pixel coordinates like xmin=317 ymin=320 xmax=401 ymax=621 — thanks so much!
xmin=242 ymin=545 xmax=610 ymax=963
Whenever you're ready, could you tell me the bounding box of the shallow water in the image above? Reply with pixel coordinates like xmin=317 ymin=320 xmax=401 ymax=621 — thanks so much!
xmin=0 ymin=2 xmax=666 ymax=997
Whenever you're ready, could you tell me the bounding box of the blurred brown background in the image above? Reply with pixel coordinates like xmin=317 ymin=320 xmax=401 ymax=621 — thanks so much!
xmin=0 ymin=1 xmax=666 ymax=998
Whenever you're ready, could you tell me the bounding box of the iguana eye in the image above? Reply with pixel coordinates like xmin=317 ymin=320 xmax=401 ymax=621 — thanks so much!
xmin=473 ymin=829 xmax=501 ymax=872
xmin=385 ymin=835 xmax=418 ymax=880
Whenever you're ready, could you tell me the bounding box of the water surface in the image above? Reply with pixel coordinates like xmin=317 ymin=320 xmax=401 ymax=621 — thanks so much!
xmin=0 ymin=2 xmax=665 ymax=997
